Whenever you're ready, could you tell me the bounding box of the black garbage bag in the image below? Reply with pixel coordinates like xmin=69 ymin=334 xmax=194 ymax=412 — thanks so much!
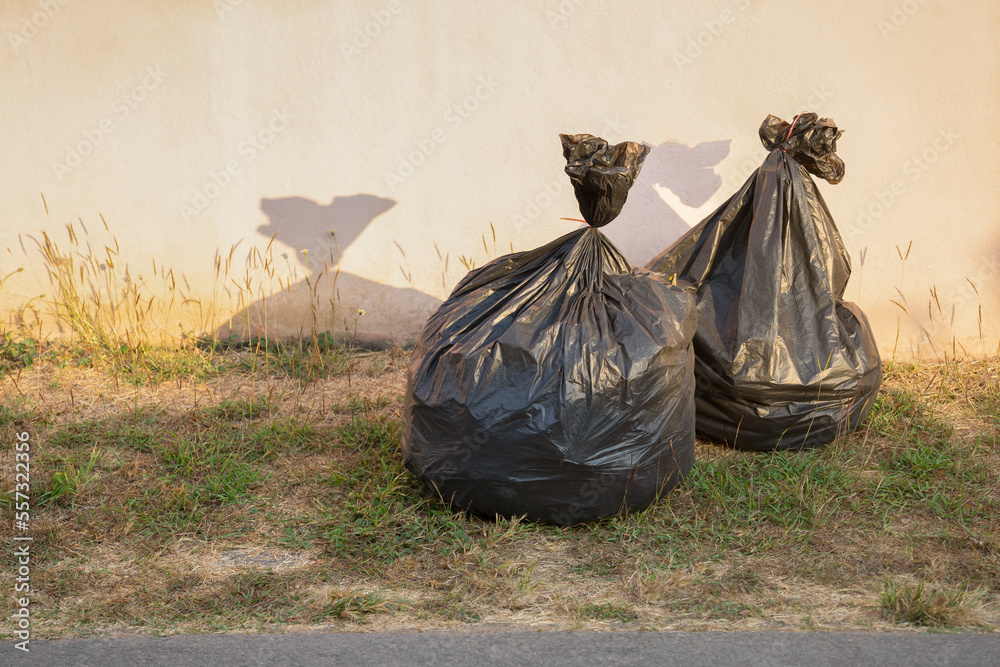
xmin=647 ymin=113 xmax=882 ymax=451
xmin=402 ymin=133 xmax=697 ymax=525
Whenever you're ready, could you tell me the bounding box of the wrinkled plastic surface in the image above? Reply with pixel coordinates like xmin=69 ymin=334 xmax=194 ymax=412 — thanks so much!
xmin=561 ymin=133 xmax=651 ymax=227
xmin=402 ymin=135 xmax=696 ymax=525
xmin=759 ymin=113 xmax=845 ymax=185
xmin=647 ymin=113 xmax=882 ymax=451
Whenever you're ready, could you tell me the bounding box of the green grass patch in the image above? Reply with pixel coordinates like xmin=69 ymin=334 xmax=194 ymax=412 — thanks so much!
xmin=47 ymin=409 xmax=161 ymax=452
xmin=224 ymin=572 xmax=303 ymax=620
xmin=0 ymin=334 xmax=38 ymax=370
xmin=334 ymin=395 xmax=390 ymax=414
xmin=4 ymin=351 xmax=999 ymax=637
xmin=880 ymin=578 xmax=985 ymax=627
xmin=581 ymin=602 xmax=639 ymax=623
xmin=205 ymin=396 xmax=275 ymax=421
xmin=244 ymin=418 xmax=324 ymax=456
xmin=864 ymin=391 xmax=997 ymax=524
xmin=223 ymin=334 xmax=352 ymax=384
xmin=866 ymin=389 xmax=953 ymax=444
xmin=304 ymin=412 xmax=479 ymax=571
xmin=157 ymin=435 xmax=266 ymax=499
xmin=685 ymin=451 xmax=852 ymax=534
xmin=38 ymin=447 xmax=103 ymax=507
xmin=117 ymin=345 xmax=215 ymax=384
xmin=335 ymin=412 xmax=399 ymax=451
xmin=31 ymin=341 xmax=215 ymax=385
xmin=0 ymin=399 xmax=37 ymax=433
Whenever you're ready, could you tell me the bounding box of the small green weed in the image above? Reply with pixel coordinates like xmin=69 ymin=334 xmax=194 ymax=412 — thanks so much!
xmin=39 ymin=448 xmax=102 ymax=507
xmin=225 ymin=572 xmax=299 ymax=618
xmin=573 ymin=550 xmax=626 ymax=577
xmin=230 ymin=335 xmax=351 ymax=384
xmin=311 ymin=412 xmax=474 ymax=570
xmin=244 ymin=419 xmax=322 ymax=456
xmin=206 ymin=396 xmax=274 ymax=421
xmin=201 ymin=460 xmax=264 ymax=503
xmin=0 ymin=334 xmax=38 ymax=370
xmin=336 ymin=413 xmax=400 ymax=451
xmin=117 ymin=346 xmax=215 ymax=385
xmin=581 ymin=602 xmax=638 ymax=623
xmin=429 ymin=600 xmax=481 ymax=623
xmin=159 ymin=436 xmax=265 ymax=497
xmin=871 ymin=424 xmax=996 ymax=523
xmin=126 ymin=484 xmax=208 ymax=535
xmin=334 ymin=394 xmax=390 ymax=414
xmin=0 ymin=400 xmax=35 ymax=432
xmin=47 ymin=411 xmax=159 ymax=452
xmin=702 ymin=600 xmax=761 ymax=619
xmin=867 ymin=390 xmax=953 ymax=446
xmin=880 ymin=578 xmax=984 ymax=627
xmin=310 ymin=589 xmax=397 ymax=622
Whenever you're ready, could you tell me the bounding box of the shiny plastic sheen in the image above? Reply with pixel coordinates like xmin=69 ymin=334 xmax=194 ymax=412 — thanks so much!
xmin=402 ymin=135 xmax=696 ymax=525
xmin=561 ymin=133 xmax=651 ymax=227
xmin=647 ymin=114 xmax=882 ymax=451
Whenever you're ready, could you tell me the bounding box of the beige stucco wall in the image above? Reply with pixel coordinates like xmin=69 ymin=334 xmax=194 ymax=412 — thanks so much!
xmin=1 ymin=0 xmax=998 ymax=357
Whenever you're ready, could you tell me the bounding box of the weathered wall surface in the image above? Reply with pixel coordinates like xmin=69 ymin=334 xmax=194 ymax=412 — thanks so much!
xmin=2 ymin=0 xmax=997 ymax=356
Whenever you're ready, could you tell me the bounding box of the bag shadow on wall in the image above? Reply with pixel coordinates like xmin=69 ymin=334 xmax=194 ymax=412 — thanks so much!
xmin=604 ymin=139 xmax=730 ymax=266
xmin=216 ymin=194 xmax=442 ymax=345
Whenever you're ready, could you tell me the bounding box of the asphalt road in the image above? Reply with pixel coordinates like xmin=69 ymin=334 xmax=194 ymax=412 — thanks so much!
xmin=11 ymin=631 xmax=1000 ymax=666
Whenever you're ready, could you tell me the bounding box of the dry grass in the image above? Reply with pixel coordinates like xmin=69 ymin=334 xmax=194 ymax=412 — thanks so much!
xmin=879 ymin=577 xmax=987 ymax=628
xmin=4 ymin=208 xmax=991 ymax=637
xmin=0 ymin=350 xmax=998 ymax=638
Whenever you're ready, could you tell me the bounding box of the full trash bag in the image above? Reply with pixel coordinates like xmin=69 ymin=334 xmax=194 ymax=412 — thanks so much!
xmin=647 ymin=113 xmax=882 ymax=451
xmin=402 ymin=133 xmax=697 ymax=525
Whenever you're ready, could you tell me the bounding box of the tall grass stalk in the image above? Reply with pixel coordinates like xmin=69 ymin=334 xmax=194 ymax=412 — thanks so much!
xmin=14 ymin=200 xmax=350 ymax=383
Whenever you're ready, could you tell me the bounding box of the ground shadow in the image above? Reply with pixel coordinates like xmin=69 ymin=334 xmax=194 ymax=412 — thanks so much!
xmin=217 ymin=194 xmax=442 ymax=344
xmin=605 ymin=139 xmax=731 ymax=266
